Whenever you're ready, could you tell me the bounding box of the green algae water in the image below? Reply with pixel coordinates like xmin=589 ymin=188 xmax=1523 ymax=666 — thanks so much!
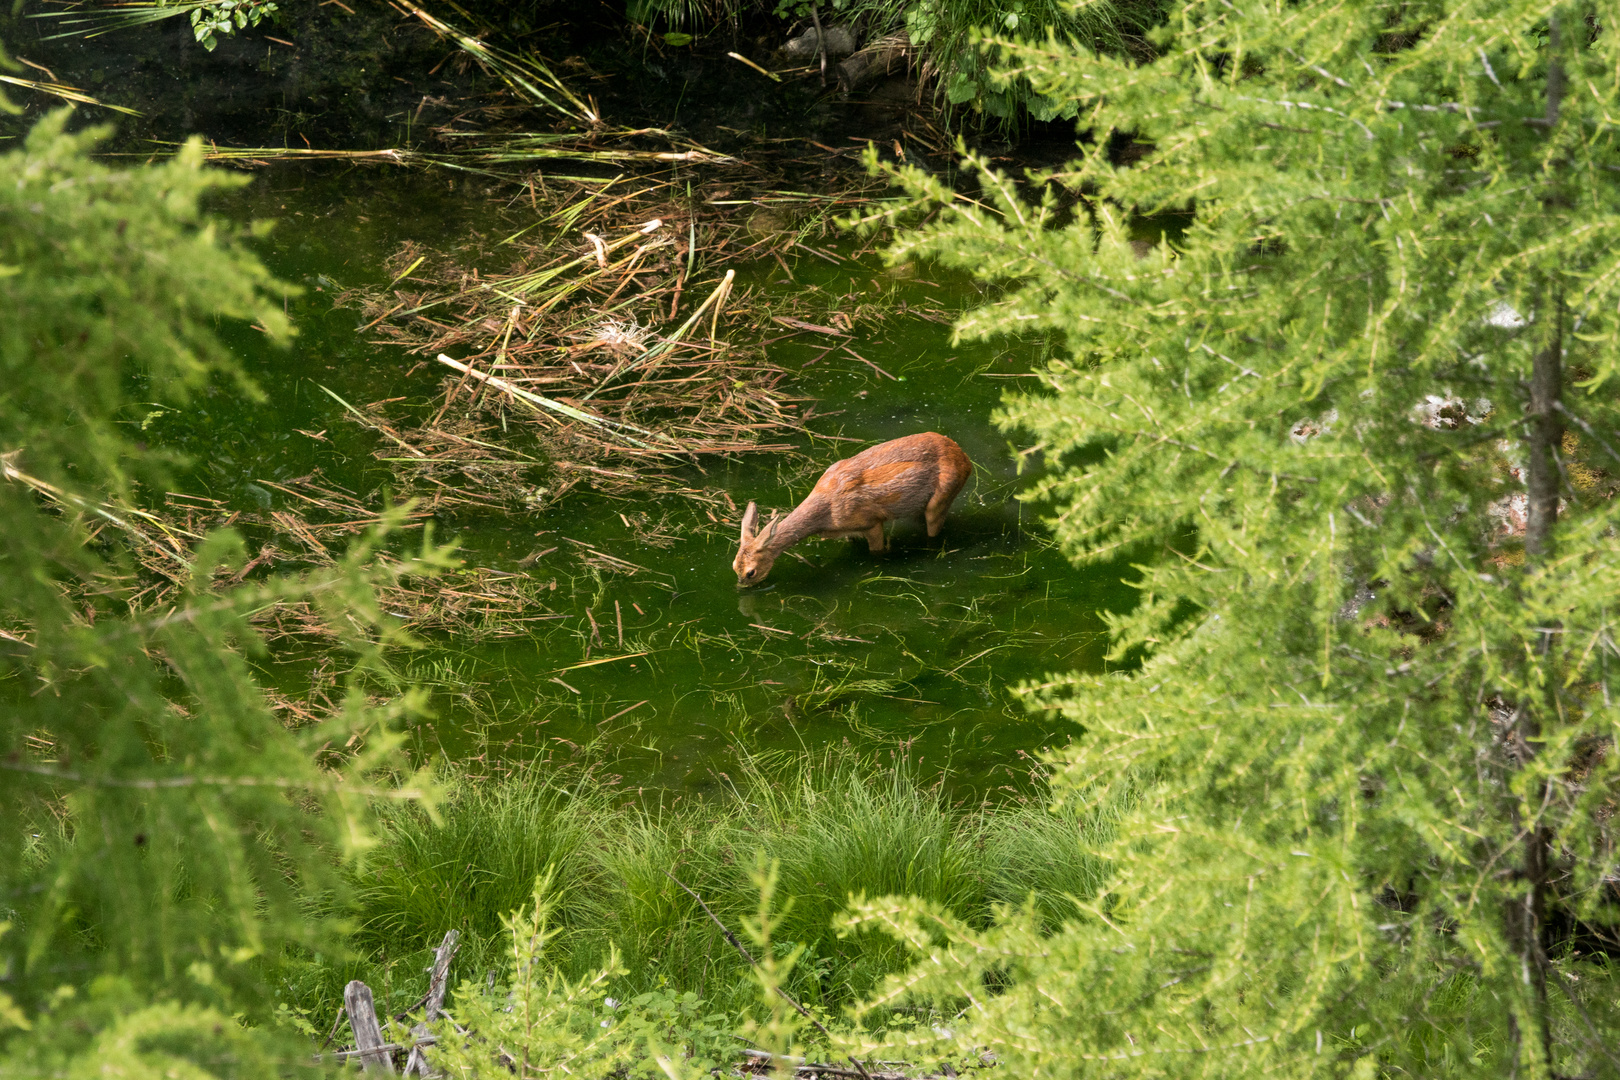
xmin=151 ymin=166 xmax=1135 ymax=796
xmin=0 ymin=0 xmax=1144 ymax=797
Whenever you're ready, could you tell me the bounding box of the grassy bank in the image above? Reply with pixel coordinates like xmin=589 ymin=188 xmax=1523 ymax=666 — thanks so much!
xmin=276 ymin=753 xmax=1113 ymax=1023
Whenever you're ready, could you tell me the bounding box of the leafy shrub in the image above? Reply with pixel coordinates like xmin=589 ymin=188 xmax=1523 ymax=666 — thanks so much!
xmin=841 ymin=0 xmax=1620 ymax=1075
xmin=0 ymin=108 xmax=446 ymax=1072
xmin=426 ymin=875 xmax=741 ymax=1080
xmin=773 ymin=0 xmax=1164 ymax=121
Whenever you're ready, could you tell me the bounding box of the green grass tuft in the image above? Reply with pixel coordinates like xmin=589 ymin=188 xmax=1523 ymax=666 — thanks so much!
xmin=354 ymin=770 xmax=605 ymax=972
xmin=275 ymin=752 xmax=1114 ymax=1021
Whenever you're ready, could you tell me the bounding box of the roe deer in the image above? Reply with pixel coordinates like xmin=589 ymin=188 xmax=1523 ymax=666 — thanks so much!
xmin=733 ymin=432 xmax=971 ymax=586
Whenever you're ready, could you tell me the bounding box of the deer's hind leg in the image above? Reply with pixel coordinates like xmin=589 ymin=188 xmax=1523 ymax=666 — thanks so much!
xmin=924 ymin=471 xmax=970 ymax=537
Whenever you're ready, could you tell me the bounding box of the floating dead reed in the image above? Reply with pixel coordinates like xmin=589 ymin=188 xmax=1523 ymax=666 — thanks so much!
xmin=341 ymin=168 xmax=887 ymax=509
xmin=1 ymin=456 xmax=565 ymax=659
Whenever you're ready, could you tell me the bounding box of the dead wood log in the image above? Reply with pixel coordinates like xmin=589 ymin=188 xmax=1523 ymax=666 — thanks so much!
xmin=836 ymin=34 xmax=910 ymax=91
xmin=404 ymin=929 xmax=461 ymax=1077
xmin=345 ymin=980 xmax=396 ymax=1074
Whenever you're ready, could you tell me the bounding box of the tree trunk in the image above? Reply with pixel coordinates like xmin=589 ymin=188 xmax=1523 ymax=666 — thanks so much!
xmin=1524 ymin=297 xmax=1563 ymax=562
xmin=1506 ymin=285 xmax=1561 ymax=1080
xmin=1509 ymin=13 xmax=1566 ymax=1076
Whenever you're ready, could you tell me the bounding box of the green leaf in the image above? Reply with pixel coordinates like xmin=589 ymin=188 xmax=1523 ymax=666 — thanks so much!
xmin=944 ymin=71 xmax=978 ymax=104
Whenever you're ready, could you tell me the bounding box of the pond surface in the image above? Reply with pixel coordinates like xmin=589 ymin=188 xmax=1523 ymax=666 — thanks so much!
xmin=163 ymin=167 xmax=1135 ymax=797
xmin=2 ymin=14 xmax=1139 ymax=797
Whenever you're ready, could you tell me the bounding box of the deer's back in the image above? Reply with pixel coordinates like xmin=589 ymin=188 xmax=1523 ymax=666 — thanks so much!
xmin=809 ymin=432 xmax=968 ymax=528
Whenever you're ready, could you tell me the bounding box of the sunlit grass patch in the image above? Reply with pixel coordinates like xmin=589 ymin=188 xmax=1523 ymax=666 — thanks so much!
xmin=276 ymin=752 xmax=1114 ymax=1020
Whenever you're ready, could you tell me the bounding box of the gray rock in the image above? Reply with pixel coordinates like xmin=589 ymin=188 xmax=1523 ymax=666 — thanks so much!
xmin=783 ymin=25 xmax=859 ymax=59
xmin=836 ymin=36 xmax=910 ymax=90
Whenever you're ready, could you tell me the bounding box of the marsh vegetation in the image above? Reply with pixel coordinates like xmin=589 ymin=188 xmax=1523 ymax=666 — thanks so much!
xmin=281 ymin=755 xmax=1112 ymax=1020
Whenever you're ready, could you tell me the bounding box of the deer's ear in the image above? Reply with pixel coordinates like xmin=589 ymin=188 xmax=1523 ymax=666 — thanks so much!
xmin=740 ymin=502 xmax=759 ymax=542
xmin=762 ymin=511 xmax=782 ymax=542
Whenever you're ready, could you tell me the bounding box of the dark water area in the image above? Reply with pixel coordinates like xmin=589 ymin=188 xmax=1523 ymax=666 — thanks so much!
xmin=0 ymin=3 xmax=1140 ymax=797
xmin=1 ymin=0 xmax=1089 ymax=165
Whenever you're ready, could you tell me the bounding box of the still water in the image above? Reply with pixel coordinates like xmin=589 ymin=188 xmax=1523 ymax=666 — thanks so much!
xmin=157 ymin=166 xmax=1135 ymax=796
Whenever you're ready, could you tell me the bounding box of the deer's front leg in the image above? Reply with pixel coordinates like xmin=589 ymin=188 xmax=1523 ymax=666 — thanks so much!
xmin=864 ymin=523 xmax=886 ymax=552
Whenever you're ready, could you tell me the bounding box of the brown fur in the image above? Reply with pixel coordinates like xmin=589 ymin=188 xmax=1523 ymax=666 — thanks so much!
xmin=733 ymin=432 xmax=972 ymax=585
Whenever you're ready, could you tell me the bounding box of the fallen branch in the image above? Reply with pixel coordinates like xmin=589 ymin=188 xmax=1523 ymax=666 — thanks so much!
xmin=405 ymin=930 xmax=461 ymax=1077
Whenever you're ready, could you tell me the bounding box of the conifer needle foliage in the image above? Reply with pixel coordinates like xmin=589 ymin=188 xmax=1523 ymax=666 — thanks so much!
xmin=846 ymin=2 xmax=1620 ymax=1076
xmin=0 ymin=112 xmax=449 ymax=1070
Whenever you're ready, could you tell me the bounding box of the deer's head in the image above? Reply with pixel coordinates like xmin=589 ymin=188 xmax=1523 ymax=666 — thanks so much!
xmin=732 ymin=501 xmax=783 ymax=586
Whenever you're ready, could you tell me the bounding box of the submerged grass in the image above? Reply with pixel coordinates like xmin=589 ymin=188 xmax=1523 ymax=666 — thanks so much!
xmin=278 ymin=752 xmax=1115 ymax=1022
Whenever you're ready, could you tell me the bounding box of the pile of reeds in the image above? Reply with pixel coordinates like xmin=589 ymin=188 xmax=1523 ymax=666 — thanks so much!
xmin=341 ymin=170 xmax=891 ymax=509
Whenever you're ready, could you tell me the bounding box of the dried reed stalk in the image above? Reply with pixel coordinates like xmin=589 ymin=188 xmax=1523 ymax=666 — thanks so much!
xmin=344 ymin=165 xmax=887 ymax=510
